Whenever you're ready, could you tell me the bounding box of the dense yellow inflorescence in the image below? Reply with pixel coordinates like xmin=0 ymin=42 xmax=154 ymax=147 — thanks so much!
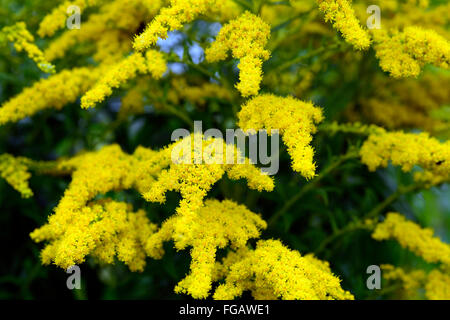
xmin=381 ymin=264 xmax=426 ymax=296
xmin=205 ymin=11 xmax=271 ymax=97
xmin=317 ymin=0 xmax=371 ymax=50
xmin=360 ymin=130 xmax=450 ymax=185
xmin=238 ymin=94 xmax=324 ymax=179
xmin=143 ymin=134 xmax=274 ymax=246
xmin=81 ymin=51 xmax=167 ymax=109
xmin=0 ymin=154 xmax=33 ymax=198
xmin=2 ymin=22 xmax=55 ymax=73
xmin=373 ymin=213 xmax=450 ymax=267
xmin=0 ymin=67 xmax=102 ymax=125
xmin=374 ymin=214 xmax=450 ymax=300
xmin=28 ymin=137 xmax=272 ymax=271
xmin=213 ymin=239 xmax=354 ymax=300
xmin=425 ymin=269 xmax=450 ymax=300
xmin=133 ymin=0 xmax=215 ymax=51
xmin=31 ymin=199 xmax=157 ymax=271
xmin=381 ymin=265 xmax=450 ymax=300
xmin=145 ymin=199 xmax=267 ymax=299
xmin=22 ymin=138 xmax=354 ymax=299
xmin=372 ymin=27 xmax=450 ymax=78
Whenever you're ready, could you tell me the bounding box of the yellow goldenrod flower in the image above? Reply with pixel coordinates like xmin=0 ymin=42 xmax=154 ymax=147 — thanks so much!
xmin=2 ymin=22 xmax=55 ymax=73
xmin=379 ymin=264 xmax=450 ymax=300
xmin=213 ymin=239 xmax=354 ymax=300
xmin=317 ymin=0 xmax=371 ymax=50
xmin=145 ymin=199 xmax=266 ymax=299
xmin=238 ymin=94 xmax=323 ymax=179
xmin=425 ymin=269 xmax=450 ymax=300
xmin=372 ymin=212 xmax=450 ymax=267
xmin=403 ymin=26 xmax=450 ymax=70
xmin=133 ymin=0 xmax=216 ymax=51
xmin=31 ymin=199 xmax=157 ymax=271
xmin=143 ymin=134 xmax=274 ymax=248
xmin=0 ymin=67 xmax=101 ymax=125
xmin=30 ymin=138 xmax=272 ymax=274
xmin=380 ymin=264 xmax=426 ymax=298
xmin=373 ymin=27 xmax=450 ymax=78
xmin=360 ymin=130 xmax=450 ymax=184
xmin=80 ymin=50 xmax=167 ymax=109
xmin=0 ymin=154 xmax=33 ymax=198
xmin=205 ymin=11 xmax=271 ymax=97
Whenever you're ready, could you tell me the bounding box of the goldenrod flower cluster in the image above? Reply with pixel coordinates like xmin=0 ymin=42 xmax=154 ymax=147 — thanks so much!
xmin=380 ymin=265 xmax=426 ymax=299
xmin=238 ymin=94 xmax=324 ymax=179
xmin=372 ymin=27 xmax=450 ymax=78
xmin=373 ymin=213 xmax=450 ymax=267
xmin=205 ymin=11 xmax=271 ymax=97
xmin=0 ymin=67 xmax=101 ymax=125
xmin=317 ymin=0 xmax=371 ymax=50
xmin=0 ymin=154 xmax=33 ymax=198
xmin=1 ymin=22 xmax=55 ymax=73
xmin=360 ymin=130 xmax=450 ymax=185
xmin=31 ymin=199 xmax=156 ymax=271
xmin=19 ymin=137 xmax=356 ymax=299
xmin=373 ymin=214 xmax=450 ymax=300
xmin=213 ymin=239 xmax=354 ymax=300
xmin=133 ymin=0 xmax=215 ymax=51
xmin=425 ymin=269 xmax=450 ymax=300
xmin=143 ymin=134 xmax=274 ymax=243
xmin=381 ymin=265 xmax=450 ymax=300
xmin=145 ymin=199 xmax=267 ymax=299
xmin=80 ymin=51 xmax=167 ymax=109
xmin=27 ymin=136 xmax=271 ymax=266
xmin=337 ymin=0 xmax=450 ymax=78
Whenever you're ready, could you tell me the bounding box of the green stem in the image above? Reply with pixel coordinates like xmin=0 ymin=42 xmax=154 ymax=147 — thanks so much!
xmin=314 ymin=182 xmax=424 ymax=254
xmin=271 ymin=42 xmax=342 ymax=73
xmin=164 ymin=103 xmax=194 ymax=130
xmin=267 ymin=148 xmax=359 ymax=227
xmin=185 ymin=60 xmax=221 ymax=83
xmin=364 ymin=183 xmax=424 ymax=220
xmin=314 ymin=222 xmax=368 ymax=255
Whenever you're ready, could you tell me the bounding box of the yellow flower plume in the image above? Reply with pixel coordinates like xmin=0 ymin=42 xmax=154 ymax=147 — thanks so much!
xmin=2 ymin=22 xmax=55 ymax=73
xmin=213 ymin=239 xmax=354 ymax=300
xmin=205 ymin=11 xmax=271 ymax=97
xmin=80 ymin=50 xmax=167 ymax=109
xmin=238 ymin=94 xmax=324 ymax=179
